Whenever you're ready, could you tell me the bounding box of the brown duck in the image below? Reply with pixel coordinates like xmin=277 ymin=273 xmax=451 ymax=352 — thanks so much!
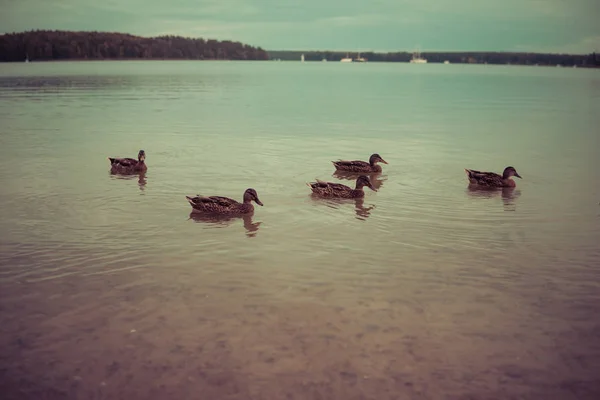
xmin=332 ymin=153 xmax=387 ymax=173
xmin=108 ymin=150 xmax=147 ymax=173
xmin=186 ymin=188 xmax=263 ymax=214
xmin=465 ymin=166 xmax=522 ymax=188
xmin=307 ymin=175 xmax=376 ymax=198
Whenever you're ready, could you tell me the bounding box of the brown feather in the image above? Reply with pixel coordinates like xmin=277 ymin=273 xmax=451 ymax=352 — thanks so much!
xmin=308 ymin=180 xmax=365 ymax=198
xmin=186 ymin=189 xmax=261 ymax=214
xmin=332 ymin=160 xmax=381 ymax=173
xmin=465 ymin=168 xmax=509 ymax=187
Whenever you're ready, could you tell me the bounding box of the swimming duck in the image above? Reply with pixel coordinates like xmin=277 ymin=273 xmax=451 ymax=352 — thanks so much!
xmin=465 ymin=166 xmax=522 ymax=188
xmin=186 ymin=188 xmax=263 ymax=214
xmin=308 ymin=175 xmax=376 ymax=198
xmin=332 ymin=153 xmax=387 ymax=173
xmin=108 ymin=150 xmax=147 ymax=173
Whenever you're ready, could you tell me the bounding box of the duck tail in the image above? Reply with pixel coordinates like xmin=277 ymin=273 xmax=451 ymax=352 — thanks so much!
xmin=464 ymin=169 xmax=473 ymax=178
xmin=108 ymin=157 xmax=116 ymax=164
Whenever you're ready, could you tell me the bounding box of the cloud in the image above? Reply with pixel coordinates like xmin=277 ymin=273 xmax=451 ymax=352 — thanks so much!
xmin=313 ymin=14 xmax=394 ymax=27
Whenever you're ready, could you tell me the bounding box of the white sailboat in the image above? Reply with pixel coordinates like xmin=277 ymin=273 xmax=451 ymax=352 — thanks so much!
xmin=340 ymin=53 xmax=353 ymax=62
xmin=409 ymin=50 xmax=427 ymax=63
xmin=354 ymin=52 xmax=366 ymax=62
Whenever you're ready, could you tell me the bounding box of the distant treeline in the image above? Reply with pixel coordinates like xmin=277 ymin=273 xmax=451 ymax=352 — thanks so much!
xmin=1 ymin=30 xmax=598 ymax=67
xmin=0 ymin=30 xmax=269 ymax=61
xmin=269 ymin=50 xmax=600 ymax=68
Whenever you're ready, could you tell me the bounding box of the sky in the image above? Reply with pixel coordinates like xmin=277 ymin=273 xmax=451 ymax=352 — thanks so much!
xmin=1 ymin=0 xmax=599 ymax=53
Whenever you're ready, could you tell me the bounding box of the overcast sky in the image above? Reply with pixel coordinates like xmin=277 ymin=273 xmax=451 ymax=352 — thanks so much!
xmin=1 ymin=0 xmax=598 ymax=53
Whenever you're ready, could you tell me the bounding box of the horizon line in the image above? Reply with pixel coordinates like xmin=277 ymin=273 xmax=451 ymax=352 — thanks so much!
xmin=268 ymin=49 xmax=592 ymax=56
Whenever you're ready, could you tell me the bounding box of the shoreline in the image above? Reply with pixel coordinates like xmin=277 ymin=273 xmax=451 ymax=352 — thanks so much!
xmin=3 ymin=59 xmax=598 ymax=68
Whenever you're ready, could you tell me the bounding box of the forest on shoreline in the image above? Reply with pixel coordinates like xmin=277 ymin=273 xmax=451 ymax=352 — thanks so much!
xmin=0 ymin=30 xmax=269 ymax=62
xmin=0 ymin=30 xmax=597 ymax=68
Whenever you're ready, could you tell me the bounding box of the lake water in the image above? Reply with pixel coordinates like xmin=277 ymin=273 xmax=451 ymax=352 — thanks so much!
xmin=0 ymin=61 xmax=599 ymax=399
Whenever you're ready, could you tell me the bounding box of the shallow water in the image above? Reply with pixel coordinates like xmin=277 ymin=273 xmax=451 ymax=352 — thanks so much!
xmin=0 ymin=61 xmax=599 ymax=399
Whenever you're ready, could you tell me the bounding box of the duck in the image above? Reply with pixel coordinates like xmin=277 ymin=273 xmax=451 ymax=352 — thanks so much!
xmin=108 ymin=150 xmax=147 ymax=173
xmin=332 ymin=153 xmax=387 ymax=173
xmin=186 ymin=188 xmax=263 ymax=214
xmin=465 ymin=166 xmax=522 ymax=188
xmin=307 ymin=175 xmax=376 ymax=198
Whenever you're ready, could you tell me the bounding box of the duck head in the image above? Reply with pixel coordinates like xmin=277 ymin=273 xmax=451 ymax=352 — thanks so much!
xmin=369 ymin=153 xmax=388 ymax=166
xmin=138 ymin=150 xmax=146 ymax=162
xmin=356 ymin=175 xmax=377 ymax=191
xmin=243 ymin=188 xmax=263 ymax=206
xmin=502 ymin=166 xmax=522 ymax=179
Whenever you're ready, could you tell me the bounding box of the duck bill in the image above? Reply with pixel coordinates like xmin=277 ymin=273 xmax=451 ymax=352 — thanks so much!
xmin=139 ymin=155 xmax=146 ymax=162
xmin=515 ymin=172 xmax=522 ymax=179
xmin=380 ymin=159 xmax=388 ymax=164
xmin=255 ymin=198 xmax=264 ymax=206
xmin=368 ymin=184 xmax=377 ymax=192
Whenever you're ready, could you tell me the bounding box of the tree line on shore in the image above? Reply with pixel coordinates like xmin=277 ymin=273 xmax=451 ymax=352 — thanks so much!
xmin=270 ymin=50 xmax=599 ymax=68
xmin=0 ymin=30 xmax=269 ymax=61
xmin=1 ymin=30 xmax=597 ymax=67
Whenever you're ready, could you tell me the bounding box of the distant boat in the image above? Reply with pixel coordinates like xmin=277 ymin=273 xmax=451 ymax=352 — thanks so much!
xmin=409 ymin=51 xmax=427 ymax=63
xmin=322 ymin=58 xmax=327 ymax=62
xmin=301 ymin=54 xmax=305 ymax=62
xmin=340 ymin=53 xmax=353 ymax=62
xmin=444 ymin=60 xmax=450 ymax=64
xmin=25 ymin=54 xmax=29 ymax=63
xmin=354 ymin=52 xmax=367 ymax=62
xmin=340 ymin=52 xmax=366 ymax=62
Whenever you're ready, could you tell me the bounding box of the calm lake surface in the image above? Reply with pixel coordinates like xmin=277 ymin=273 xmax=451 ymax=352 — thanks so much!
xmin=0 ymin=61 xmax=599 ymax=399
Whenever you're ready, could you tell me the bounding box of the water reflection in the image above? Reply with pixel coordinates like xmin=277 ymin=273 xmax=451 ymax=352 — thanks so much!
xmin=310 ymin=194 xmax=375 ymax=220
xmin=332 ymin=171 xmax=387 ymax=191
xmin=1 ymin=76 xmax=147 ymax=93
xmin=354 ymin=198 xmax=376 ymax=220
xmin=466 ymin=185 xmax=521 ymax=211
xmin=188 ymin=212 xmax=261 ymax=237
xmin=109 ymin=171 xmax=147 ymax=192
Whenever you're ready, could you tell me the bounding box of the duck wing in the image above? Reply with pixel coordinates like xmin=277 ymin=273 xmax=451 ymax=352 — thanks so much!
xmin=310 ymin=179 xmax=352 ymax=192
xmin=332 ymin=160 xmax=371 ymax=171
xmin=186 ymin=195 xmax=240 ymax=207
xmin=465 ymin=169 xmax=503 ymax=186
xmin=206 ymin=196 xmax=240 ymax=207
xmin=109 ymin=157 xmax=138 ymax=167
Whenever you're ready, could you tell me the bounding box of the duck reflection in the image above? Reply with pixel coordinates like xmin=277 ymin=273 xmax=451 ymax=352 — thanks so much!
xmin=332 ymin=171 xmax=387 ymax=191
xmin=188 ymin=212 xmax=261 ymax=237
xmin=354 ymin=197 xmax=375 ymax=220
xmin=310 ymin=194 xmax=375 ymax=220
xmin=466 ymin=185 xmax=521 ymax=211
xmin=109 ymin=171 xmax=147 ymax=192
